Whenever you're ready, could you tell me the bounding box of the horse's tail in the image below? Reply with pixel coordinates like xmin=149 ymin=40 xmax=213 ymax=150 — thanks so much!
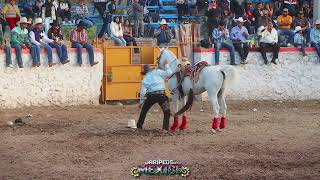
xmin=174 ymin=89 xmax=194 ymax=117
xmin=219 ymin=65 xmax=239 ymax=89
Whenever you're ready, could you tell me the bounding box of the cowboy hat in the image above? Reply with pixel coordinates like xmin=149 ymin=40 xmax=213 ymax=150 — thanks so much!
xmin=160 ymin=19 xmax=168 ymax=25
xmin=234 ymin=17 xmax=246 ymax=23
xmin=141 ymin=64 xmax=151 ymax=75
xmin=33 ymin=18 xmax=43 ymax=25
xmin=50 ymin=20 xmax=60 ymax=27
xmin=294 ymin=26 xmax=303 ymax=33
xmin=17 ymin=17 xmax=31 ymax=25
xmin=316 ymin=19 xmax=320 ymax=25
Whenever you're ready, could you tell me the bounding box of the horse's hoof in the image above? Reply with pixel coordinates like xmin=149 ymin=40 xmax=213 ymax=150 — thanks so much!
xmin=211 ymin=129 xmax=217 ymax=134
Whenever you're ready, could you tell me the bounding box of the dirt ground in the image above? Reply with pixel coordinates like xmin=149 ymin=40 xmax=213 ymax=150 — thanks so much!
xmin=0 ymin=100 xmax=319 ymax=180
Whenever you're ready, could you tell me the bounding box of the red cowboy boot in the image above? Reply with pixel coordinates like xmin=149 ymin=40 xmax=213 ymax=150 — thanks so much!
xmin=212 ymin=117 xmax=219 ymax=130
xmin=179 ymin=115 xmax=187 ymax=130
xmin=220 ymin=117 xmax=226 ymax=129
xmin=171 ymin=117 xmax=179 ymax=131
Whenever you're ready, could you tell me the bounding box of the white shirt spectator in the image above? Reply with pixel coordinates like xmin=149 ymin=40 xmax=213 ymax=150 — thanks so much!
xmin=258 ymin=27 xmax=278 ymax=44
xmin=110 ymin=21 xmax=124 ymax=37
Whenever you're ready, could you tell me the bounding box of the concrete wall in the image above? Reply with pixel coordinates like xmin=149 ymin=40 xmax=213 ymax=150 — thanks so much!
xmin=194 ymin=48 xmax=320 ymax=100
xmin=0 ymin=48 xmax=103 ymax=109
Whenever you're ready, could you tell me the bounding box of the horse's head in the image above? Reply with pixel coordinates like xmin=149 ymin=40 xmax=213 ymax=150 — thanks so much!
xmin=157 ymin=47 xmax=181 ymax=72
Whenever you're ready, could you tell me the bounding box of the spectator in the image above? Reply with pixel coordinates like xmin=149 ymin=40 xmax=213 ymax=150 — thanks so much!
xmin=94 ymin=0 xmax=115 ymax=38
xmin=218 ymin=0 xmax=230 ymax=13
xmin=132 ymin=0 xmax=144 ymax=38
xmin=41 ymin=0 xmax=58 ymax=34
xmin=257 ymin=10 xmax=271 ymax=29
xmin=29 ymin=18 xmax=56 ymax=67
xmin=265 ymin=3 xmax=273 ymax=17
xmin=258 ymin=22 xmax=279 ymax=65
xmin=303 ymin=0 xmax=313 ymax=21
xmin=47 ymin=20 xmax=70 ymax=64
xmin=70 ymin=21 xmax=99 ymax=67
xmin=277 ymin=8 xmax=294 ymax=46
xmin=58 ymin=0 xmax=72 ymax=23
xmin=230 ymin=0 xmax=245 ymax=18
xmin=230 ymin=17 xmax=249 ymax=64
xmin=245 ymin=2 xmax=254 ymax=25
xmin=176 ymin=0 xmax=187 ymax=22
xmin=11 ymin=17 xmax=35 ymax=68
xmin=0 ymin=20 xmax=12 ymax=68
xmin=20 ymin=0 xmax=37 ymax=20
xmin=122 ymin=19 xmax=138 ymax=46
xmin=154 ymin=19 xmax=173 ymax=46
xmin=253 ymin=2 xmax=264 ymax=28
xmin=34 ymin=0 xmax=46 ymax=17
xmin=273 ymin=0 xmax=285 ymax=17
xmin=292 ymin=10 xmax=310 ymax=42
xmin=212 ymin=21 xmax=236 ymax=65
xmin=205 ymin=0 xmax=222 ymax=42
xmin=283 ymin=0 xmax=298 ymax=16
xmin=2 ymin=0 xmax=20 ymax=30
xmin=310 ymin=19 xmax=320 ymax=61
xmin=74 ymin=0 xmax=93 ymax=29
xmin=294 ymin=26 xmax=307 ymax=57
xmin=110 ymin=16 xmax=126 ymax=46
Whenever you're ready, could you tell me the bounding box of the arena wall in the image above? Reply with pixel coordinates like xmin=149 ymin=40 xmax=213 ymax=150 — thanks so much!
xmin=0 ymin=48 xmax=103 ymax=109
xmin=194 ymin=48 xmax=320 ymax=100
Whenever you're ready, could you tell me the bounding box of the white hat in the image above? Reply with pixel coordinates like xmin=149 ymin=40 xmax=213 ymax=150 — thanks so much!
xmin=257 ymin=26 xmax=265 ymax=35
xmin=17 ymin=17 xmax=31 ymax=25
xmin=295 ymin=26 xmax=303 ymax=33
xmin=160 ymin=19 xmax=168 ymax=25
xmin=127 ymin=119 xmax=137 ymax=129
xmin=33 ymin=18 xmax=43 ymax=25
xmin=234 ymin=17 xmax=247 ymax=23
xmin=316 ymin=19 xmax=320 ymax=25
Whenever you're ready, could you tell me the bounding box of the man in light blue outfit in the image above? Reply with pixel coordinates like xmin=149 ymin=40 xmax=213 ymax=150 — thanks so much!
xmin=137 ymin=60 xmax=172 ymax=132
xmin=212 ymin=21 xmax=236 ymax=65
xmin=231 ymin=17 xmax=249 ymax=64
xmin=310 ymin=19 xmax=320 ymax=61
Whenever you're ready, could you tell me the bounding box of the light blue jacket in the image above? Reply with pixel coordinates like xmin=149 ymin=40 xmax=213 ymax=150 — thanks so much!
xmin=310 ymin=27 xmax=320 ymax=44
xmin=140 ymin=64 xmax=172 ymax=104
xmin=294 ymin=33 xmax=306 ymax=45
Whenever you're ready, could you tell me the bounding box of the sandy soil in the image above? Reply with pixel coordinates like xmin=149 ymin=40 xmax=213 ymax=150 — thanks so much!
xmin=0 ymin=100 xmax=319 ymax=180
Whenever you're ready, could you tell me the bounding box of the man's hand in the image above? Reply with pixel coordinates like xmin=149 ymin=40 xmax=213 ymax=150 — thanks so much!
xmin=26 ymin=43 xmax=32 ymax=48
xmin=138 ymin=104 xmax=143 ymax=109
xmin=20 ymin=43 xmax=27 ymax=49
xmin=81 ymin=41 xmax=86 ymax=45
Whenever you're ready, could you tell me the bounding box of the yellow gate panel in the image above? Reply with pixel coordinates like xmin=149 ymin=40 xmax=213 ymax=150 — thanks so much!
xmin=110 ymin=65 xmax=142 ymax=83
xmin=105 ymin=82 xmax=141 ymax=100
xmin=140 ymin=46 xmax=155 ymax=65
xmin=104 ymin=47 xmax=132 ymax=66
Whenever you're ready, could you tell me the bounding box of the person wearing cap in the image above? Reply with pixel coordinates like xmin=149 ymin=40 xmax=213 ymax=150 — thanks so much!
xmin=47 ymin=20 xmax=70 ymax=64
xmin=0 ymin=20 xmax=13 ymax=68
xmin=292 ymin=10 xmax=310 ymax=42
xmin=69 ymin=21 xmax=99 ymax=66
xmin=29 ymin=18 xmax=56 ymax=67
xmin=212 ymin=21 xmax=236 ymax=65
xmin=277 ymin=8 xmax=294 ymax=46
xmin=154 ymin=19 xmax=174 ymax=46
xmin=258 ymin=21 xmax=280 ymax=65
xmin=1 ymin=0 xmax=21 ymax=30
xmin=230 ymin=17 xmax=249 ymax=64
xmin=11 ymin=17 xmax=35 ymax=68
xmin=137 ymin=60 xmax=172 ymax=132
xmin=310 ymin=19 xmax=320 ymax=61
xmin=294 ymin=26 xmax=307 ymax=57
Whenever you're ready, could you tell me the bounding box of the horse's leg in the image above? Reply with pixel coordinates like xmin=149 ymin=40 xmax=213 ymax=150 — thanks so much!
xmin=179 ymin=96 xmax=188 ymax=130
xmin=218 ymin=89 xmax=227 ymax=131
xmin=170 ymin=94 xmax=180 ymax=132
xmin=208 ymin=91 xmax=220 ymax=134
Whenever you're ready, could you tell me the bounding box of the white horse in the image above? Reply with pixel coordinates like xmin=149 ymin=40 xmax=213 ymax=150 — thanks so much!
xmin=157 ymin=48 xmax=239 ymax=133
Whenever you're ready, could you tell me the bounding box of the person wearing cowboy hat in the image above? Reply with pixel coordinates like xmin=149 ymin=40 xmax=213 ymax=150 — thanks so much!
xmin=69 ymin=21 xmax=99 ymax=66
xmin=294 ymin=26 xmax=307 ymax=57
xmin=310 ymin=19 xmax=320 ymax=61
xmin=29 ymin=18 xmax=56 ymax=67
xmin=137 ymin=61 xmax=172 ymax=133
xmin=230 ymin=17 xmax=249 ymax=64
xmin=11 ymin=17 xmax=36 ymax=68
xmin=154 ymin=19 xmax=173 ymax=46
xmin=277 ymin=8 xmax=294 ymax=46
xmin=47 ymin=20 xmax=70 ymax=64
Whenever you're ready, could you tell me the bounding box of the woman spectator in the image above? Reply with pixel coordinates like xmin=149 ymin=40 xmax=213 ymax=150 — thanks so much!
xmin=110 ymin=16 xmax=126 ymax=46
xmin=1 ymin=0 xmax=20 ymax=30
xmin=122 ymin=19 xmax=137 ymax=46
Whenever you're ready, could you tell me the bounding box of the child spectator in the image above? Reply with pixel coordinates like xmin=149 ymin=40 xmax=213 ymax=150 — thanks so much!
xmin=110 ymin=16 xmax=126 ymax=46
xmin=2 ymin=0 xmax=20 ymax=30
xmin=132 ymin=0 xmax=144 ymax=38
xmin=0 ymin=19 xmax=12 ymax=67
xmin=58 ymin=0 xmax=72 ymax=23
xmin=41 ymin=0 xmax=58 ymax=34
xmin=294 ymin=26 xmax=307 ymax=57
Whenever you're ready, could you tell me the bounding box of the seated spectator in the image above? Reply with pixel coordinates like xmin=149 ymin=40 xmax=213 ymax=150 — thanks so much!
xmin=110 ymin=16 xmax=126 ymax=46
xmin=70 ymin=21 xmax=99 ymax=67
xmin=294 ymin=26 xmax=307 ymax=57
xmin=284 ymin=0 xmax=298 ymax=16
xmin=258 ymin=22 xmax=280 ymax=65
xmin=154 ymin=19 xmax=174 ymax=46
xmin=41 ymin=0 xmax=58 ymax=34
xmin=273 ymin=0 xmax=285 ymax=17
xmin=2 ymin=0 xmax=21 ymax=30
xmin=74 ymin=0 xmax=93 ymax=29
xmin=230 ymin=17 xmax=249 ymax=64
xmin=257 ymin=10 xmax=271 ymax=30
xmin=20 ymin=0 xmax=37 ymax=20
xmin=0 ymin=20 xmax=12 ymax=68
xmin=47 ymin=20 xmax=70 ymax=64
xmin=292 ymin=10 xmax=310 ymax=42
xmin=11 ymin=17 xmax=35 ymax=68
xmin=310 ymin=19 xmax=320 ymax=62
xmin=205 ymin=0 xmax=222 ymax=42
xmin=277 ymin=8 xmax=294 ymax=46
xmin=132 ymin=0 xmax=144 ymax=37
xmin=176 ymin=0 xmax=187 ymax=22
xmin=122 ymin=19 xmax=137 ymax=46
xmin=58 ymin=0 xmax=72 ymax=23
xmin=265 ymin=3 xmax=273 ymax=17
xmin=212 ymin=21 xmax=236 ymax=65
xmin=253 ymin=2 xmax=264 ymax=28
xmin=29 ymin=18 xmax=56 ymax=67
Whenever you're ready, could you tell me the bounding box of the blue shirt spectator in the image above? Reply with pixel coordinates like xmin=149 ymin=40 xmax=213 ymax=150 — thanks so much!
xmin=310 ymin=20 xmax=320 ymax=60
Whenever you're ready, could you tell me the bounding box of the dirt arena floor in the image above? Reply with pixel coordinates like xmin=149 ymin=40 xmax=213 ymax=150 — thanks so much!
xmin=0 ymin=100 xmax=319 ymax=179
